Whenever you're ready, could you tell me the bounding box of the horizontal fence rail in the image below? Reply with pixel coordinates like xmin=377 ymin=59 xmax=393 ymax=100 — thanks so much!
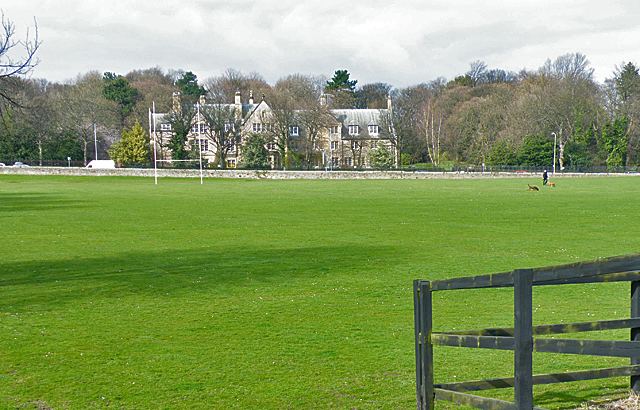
xmin=414 ymin=254 xmax=640 ymax=409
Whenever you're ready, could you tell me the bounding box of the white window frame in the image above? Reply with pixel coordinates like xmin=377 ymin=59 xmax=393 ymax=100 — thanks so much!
xmin=289 ymin=126 xmax=299 ymax=136
xmin=253 ymin=123 xmax=263 ymax=133
xmin=368 ymin=124 xmax=379 ymax=135
xmin=329 ymin=125 xmax=340 ymax=135
xmin=330 ymin=141 xmax=339 ymax=150
xmin=160 ymin=123 xmax=171 ymax=131
xmin=348 ymin=125 xmax=360 ymax=136
xmin=196 ymin=138 xmax=209 ymax=152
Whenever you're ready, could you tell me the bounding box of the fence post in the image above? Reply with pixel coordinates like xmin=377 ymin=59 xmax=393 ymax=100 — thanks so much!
xmin=514 ymin=269 xmax=534 ymax=409
xmin=414 ymin=280 xmax=434 ymax=410
xmin=632 ymin=280 xmax=640 ymax=393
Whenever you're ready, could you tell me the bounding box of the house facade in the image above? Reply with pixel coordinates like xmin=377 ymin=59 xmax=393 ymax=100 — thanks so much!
xmin=151 ymin=91 xmax=396 ymax=169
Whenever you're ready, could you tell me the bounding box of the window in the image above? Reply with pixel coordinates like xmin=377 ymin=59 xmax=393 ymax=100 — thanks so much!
xmin=263 ymin=123 xmax=273 ymax=132
xmin=252 ymin=123 xmax=262 ymax=133
xmin=351 ymin=141 xmax=360 ymax=150
xmin=191 ymin=124 xmax=208 ymax=133
xmin=348 ymin=125 xmax=360 ymax=135
xmin=267 ymin=142 xmax=277 ymax=150
xmin=345 ymin=157 xmax=353 ymax=166
xmin=226 ymin=159 xmax=236 ymax=168
xmin=331 ymin=157 xmax=339 ymax=167
xmin=329 ymin=125 xmax=340 ymax=134
xmin=224 ymin=123 xmax=234 ymax=132
xmin=368 ymin=124 xmax=379 ymax=135
xmin=160 ymin=123 xmax=171 ymax=131
xmin=229 ymin=142 xmax=237 ymax=152
xmin=289 ymin=126 xmax=299 ymax=136
xmin=371 ymin=140 xmax=378 ymax=149
xmin=196 ymin=139 xmax=209 ymax=152
xmin=330 ymin=141 xmax=339 ymax=150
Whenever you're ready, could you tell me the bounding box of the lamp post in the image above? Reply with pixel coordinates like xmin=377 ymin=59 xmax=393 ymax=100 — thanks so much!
xmin=551 ymin=132 xmax=557 ymax=175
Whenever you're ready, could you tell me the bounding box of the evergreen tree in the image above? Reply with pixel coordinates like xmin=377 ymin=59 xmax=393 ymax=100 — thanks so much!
xmin=325 ymin=69 xmax=357 ymax=108
xmin=369 ymin=145 xmax=394 ymax=169
xmin=599 ymin=117 xmax=629 ymax=169
xmin=325 ymin=69 xmax=357 ymax=92
xmin=240 ymin=133 xmax=269 ymax=169
xmin=102 ymin=72 xmax=140 ymax=126
xmin=615 ymin=62 xmax=640 ymax=104
xmin=176 ymin=71 xmax=206 ymax=100
xmin=108 ymin=121 xmax=149 ymax=166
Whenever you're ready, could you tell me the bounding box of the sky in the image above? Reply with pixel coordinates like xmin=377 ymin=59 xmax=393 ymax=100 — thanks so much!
xmin=3 ymin=0 xmax=640 ymax=87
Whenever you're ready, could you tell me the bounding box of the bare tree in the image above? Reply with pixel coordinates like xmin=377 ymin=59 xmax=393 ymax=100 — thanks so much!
xmin=421 ymin=99 xmax=442 ymax=166
xmin=266 ymin=90 xmax=297 ymax=169
xmin=297 ymin=103 xmax=334 ymax=168
xmin=199 ymin=92 xmax=242 ymax=168
xmin=56 ymin=72 xmax=119 ymax=164
xmin=0 ymin=12 xmax=40 ymax=112
xmin=204 ymin=69 xmax=271 ymax=103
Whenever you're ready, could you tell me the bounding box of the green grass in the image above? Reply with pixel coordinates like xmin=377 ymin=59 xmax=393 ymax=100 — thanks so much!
xmin=1 ymin=175 xmax=640 ymax=409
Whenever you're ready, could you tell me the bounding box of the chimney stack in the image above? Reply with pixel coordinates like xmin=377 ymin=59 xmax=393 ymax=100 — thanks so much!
xmin=387 ymin=94 xmax=392 ymax=111
xmin=234 ymin=90 xmax=241 ymax=105
xmin=172 ymin=91 xmax=181 ymax=113
xmin=249 ymin=90 xmax=254 ymax=105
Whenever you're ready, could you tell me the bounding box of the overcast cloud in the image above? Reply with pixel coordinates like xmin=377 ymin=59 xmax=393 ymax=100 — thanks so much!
xmin=4 ymin=0 xmax=640 ymax=87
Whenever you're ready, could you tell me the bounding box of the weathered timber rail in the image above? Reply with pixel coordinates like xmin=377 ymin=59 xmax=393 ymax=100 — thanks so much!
xmin=413 ymin=254 xmax=640 ymax=409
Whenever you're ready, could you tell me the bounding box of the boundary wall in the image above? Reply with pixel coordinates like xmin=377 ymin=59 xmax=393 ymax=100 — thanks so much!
xmin=0 ymin=167 xmax=638 ymax=179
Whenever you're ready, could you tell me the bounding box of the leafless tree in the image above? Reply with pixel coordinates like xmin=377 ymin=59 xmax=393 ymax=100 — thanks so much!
xmin=421 ymin=99 xmax=442 ymax=166
xmin=0 ymin=12 xmax=40 ymax=112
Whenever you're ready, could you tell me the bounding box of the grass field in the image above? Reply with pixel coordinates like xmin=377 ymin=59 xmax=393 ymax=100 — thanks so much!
xmin=2 ymin=175 xmax=640 ymax=409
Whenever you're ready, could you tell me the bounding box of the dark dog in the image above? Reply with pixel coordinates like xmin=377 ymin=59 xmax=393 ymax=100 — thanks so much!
xmin=528 ymin=184 xmax=539 ymax=191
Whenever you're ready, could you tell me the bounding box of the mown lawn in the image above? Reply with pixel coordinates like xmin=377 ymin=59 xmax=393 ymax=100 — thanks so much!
xmin=1 ymin=175 xmax=640 ymax=409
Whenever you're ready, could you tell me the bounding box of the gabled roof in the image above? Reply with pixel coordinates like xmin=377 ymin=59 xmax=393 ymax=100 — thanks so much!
xmin=331 ymin=109 xmax=389 ymax=126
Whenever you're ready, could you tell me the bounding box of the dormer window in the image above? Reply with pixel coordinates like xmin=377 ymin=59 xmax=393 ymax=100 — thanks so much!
xmin=289 ymin=126 xmax=299 ymax=136
xmin=348 ymin=125 xmax=360 ymax=135
xmin=160 ymin=123 xmax=172 ymax=131
xmin=368 ymin=124 xmax=379 ymax=135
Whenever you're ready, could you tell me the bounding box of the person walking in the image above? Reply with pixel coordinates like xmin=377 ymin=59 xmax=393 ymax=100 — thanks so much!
xmin=542 ymin=169 xmax=548 ymax=186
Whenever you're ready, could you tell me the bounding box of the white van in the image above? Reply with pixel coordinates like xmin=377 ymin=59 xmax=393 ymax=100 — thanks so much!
xmin=86 ymin=160 xmax=116 ymax=169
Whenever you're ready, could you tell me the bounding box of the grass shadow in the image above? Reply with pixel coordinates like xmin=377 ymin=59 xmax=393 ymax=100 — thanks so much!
xmin=0 ymin=193 xmax=89 ymax=214
xmin=0 ymin=244 xmax=401 ymax=312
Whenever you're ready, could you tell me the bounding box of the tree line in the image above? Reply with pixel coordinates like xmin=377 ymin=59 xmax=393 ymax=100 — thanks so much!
xmin=1 ymin=13 xmax=639 ymax=170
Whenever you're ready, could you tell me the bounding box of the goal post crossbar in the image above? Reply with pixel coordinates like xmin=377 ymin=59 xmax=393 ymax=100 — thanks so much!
xmin=150 ymin=102 xmax=204 ymax=185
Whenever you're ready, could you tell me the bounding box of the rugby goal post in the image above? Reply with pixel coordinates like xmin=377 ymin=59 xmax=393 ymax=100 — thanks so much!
xmin=149 ymin=102 xmax=205 ymax=185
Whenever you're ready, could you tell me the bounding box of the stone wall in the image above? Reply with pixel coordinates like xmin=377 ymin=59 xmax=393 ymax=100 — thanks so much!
xmin=0 ymin=166 xmax=636 ymax=179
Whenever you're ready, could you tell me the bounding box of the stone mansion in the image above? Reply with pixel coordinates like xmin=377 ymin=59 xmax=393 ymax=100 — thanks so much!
xmin=151 ymin=91 xmax=396 ymax=169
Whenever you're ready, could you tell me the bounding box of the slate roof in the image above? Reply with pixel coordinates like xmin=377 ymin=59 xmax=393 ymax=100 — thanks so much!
xmin=331 ymin=109 xmax=388 ymax=126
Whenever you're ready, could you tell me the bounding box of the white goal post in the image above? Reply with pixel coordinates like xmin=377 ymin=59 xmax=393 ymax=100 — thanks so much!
xmin=149 ymin=102 xmax=204 ymax=185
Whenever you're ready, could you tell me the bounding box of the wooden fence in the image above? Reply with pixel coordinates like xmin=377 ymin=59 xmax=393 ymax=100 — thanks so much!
xmin=413 ymin=254 xmax=640 ymax=409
